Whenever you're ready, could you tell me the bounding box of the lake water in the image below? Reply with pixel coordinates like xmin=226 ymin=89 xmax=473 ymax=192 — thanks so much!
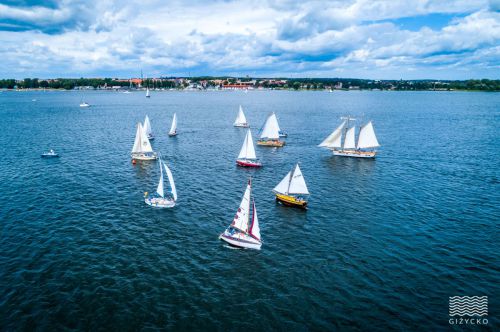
xmin=1 ymin=90 xmax=498 ymax=330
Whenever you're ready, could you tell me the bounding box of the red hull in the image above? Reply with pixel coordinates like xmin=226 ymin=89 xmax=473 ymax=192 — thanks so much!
xmin=236 ymin=160 xmax=262 ymax=167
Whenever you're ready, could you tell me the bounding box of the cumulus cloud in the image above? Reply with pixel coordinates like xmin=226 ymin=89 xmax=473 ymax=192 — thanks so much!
xmin=0 ymin=0 xmax=498 ymax=79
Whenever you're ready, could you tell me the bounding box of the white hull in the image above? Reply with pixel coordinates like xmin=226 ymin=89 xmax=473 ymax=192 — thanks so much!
xmin=145 ymin=197 xmax=175 ymax=208
xmin=332 ymin=150 xmax=376 ymax=158
xmin=168 ymin=132 xmax=177 ymax=136
xmin=80 ymin=103 xmax=90 ymax=107
xmin=131 ymin=152 xmax=158 ymax=160
xmin=219 ymin=232 xmax=261 ymax=250
xmin=234 ymin=123 xmax=249 ymax=128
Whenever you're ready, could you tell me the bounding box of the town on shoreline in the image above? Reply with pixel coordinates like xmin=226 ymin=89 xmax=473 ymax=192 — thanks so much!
xmin=0 ymin=77 xmax=498 ymax=92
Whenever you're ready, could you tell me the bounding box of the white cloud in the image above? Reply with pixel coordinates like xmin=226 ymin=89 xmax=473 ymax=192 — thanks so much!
xmin=0 ymin=0 xmax=498 ymax=79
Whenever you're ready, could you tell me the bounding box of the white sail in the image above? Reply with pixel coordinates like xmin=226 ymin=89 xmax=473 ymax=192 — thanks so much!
xmin=343 ymin=126 xmax=356 ymax=149
xmin=260 ymin=113 xmax=280 ymax=139
xmin=169 ymin=113 xmax=177 ymax=135
xmin=318 ymin=120 xmax=346 ymax=148
xmin=357 ymin=121 xmax=380 ymax=149
xmin=238 ymin=129 xmax=257 ymax=160
xmin=234 ymin=106 xmax=247 ymax=126
xmin=231 ymin=182 xmax=251 ymax=233
xmin=156 ymin=162 xmax=164 ymax=198
xmin=146 ymin=87 xmax=150 ymax=97
xmin=249 ymin=200 xmax=261 ymax=240
xmin=131 ymin=123 xmax=154 ymax=153
xmin=288 ymin=164 xmax=309 ymax=195
xmin=273 ymin=171 xmax=291 ymax=195
xmin=143 ymin=115 xmax=152 ymax=136
xmin=164 ymin=163 xmax=177 ymax=201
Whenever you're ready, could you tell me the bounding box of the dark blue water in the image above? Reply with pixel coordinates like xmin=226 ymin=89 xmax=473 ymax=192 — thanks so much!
xmin=1 ymin=90 xmax=498 ymax=331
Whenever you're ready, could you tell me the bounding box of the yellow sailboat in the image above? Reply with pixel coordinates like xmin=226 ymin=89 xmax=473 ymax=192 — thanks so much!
xmin=272 ymin=163 xmax=309 ymax=209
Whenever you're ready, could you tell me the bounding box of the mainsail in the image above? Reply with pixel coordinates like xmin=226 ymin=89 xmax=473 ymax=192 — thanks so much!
xmin=231 ymin=181 xmax=251 ymax=232
xmin=234 ymin=106 xmax=247 ymax=126
xmin=238 ymin=129 xmax=257 ymax=160
xmin=131 ymin=123 xmax=153 ymax=153
xmin=318 ymin=120 xmax=346 ymax=148
xmin=249 ymin=200 xmax=261 ymax=240
xmin=156 ymin=161 xmax=164 ymax=198
xmin=273 ymin=164 xmax=309 ymax=195
xmin=357 ymin=121 xmax=380 ymax=149
xmin=164 ymin=163 xmax=177 ymax=201
xmin=260 ymin=113 xmax=280 ymax=139
xmin=169 ymin=113 xmax=177 ymax=135
xmin=343 ymin=126 xmax=356 ymax=149
xmin=143 ymin=115 xmax=152 ymax=136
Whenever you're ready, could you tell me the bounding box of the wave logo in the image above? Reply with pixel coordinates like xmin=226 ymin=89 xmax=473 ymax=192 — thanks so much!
xmin=449 ymin=296 xmax=488 ymax=316
xmin=449 ymin=296 xmax=488 ymax=325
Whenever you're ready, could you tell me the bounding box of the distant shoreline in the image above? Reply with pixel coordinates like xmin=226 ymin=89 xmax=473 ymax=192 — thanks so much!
xmin=1 ymin=77 xmax=498 ymax=92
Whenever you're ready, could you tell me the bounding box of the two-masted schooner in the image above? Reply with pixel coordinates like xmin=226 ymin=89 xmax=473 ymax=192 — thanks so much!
xmin=272 ymin=163 xmax=310 ymax=209
xmin=219 ymin=178 xmax=262 ymax=250
xmin=131 ymin=123 xmax=158 ymax=160
xmin=319 ymin=116 xmax=380 ymax=158
xmin=233 ymin=105 xmax=249 ymax=127
xmin=257 ymin=112 xmax=285 ymax=147
xmin=144 ymin=157 xmax=177 ymax=208
xmin=236 ymin=129 xmax=262 ymax=167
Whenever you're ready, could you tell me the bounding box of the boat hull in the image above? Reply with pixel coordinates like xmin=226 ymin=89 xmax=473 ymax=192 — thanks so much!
xmin=219 ymin=233 xmax=261 ymax=250
xmin=168 ymin=132 xmax=177 ymax=137
xmin=131 ymin=152 xmax=158 ymax=161
xmin=234 ymin=123 xmax=249 ymax=128
xmin=257 ymin=140 xmax=285 ymax=147
xmin=236 ymin=159 xmax=262 ymax=167
xmin=41 ymin=154 xmax=59 ymax=158
xmin=275 ymin=194 xmax=307 ymax=209
xmin=145 ymin=197 xmax=175 ymax=208
xmin=332 ymin=150 xmax=376 ymax=158
xmin=147 ymin=134 xmax=155 ymax=141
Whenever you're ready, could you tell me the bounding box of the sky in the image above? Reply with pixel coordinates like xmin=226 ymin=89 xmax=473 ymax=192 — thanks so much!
xmin=0 ymin=0 xmax=499 ymax=79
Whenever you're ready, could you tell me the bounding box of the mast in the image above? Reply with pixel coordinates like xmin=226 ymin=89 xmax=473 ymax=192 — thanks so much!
xmin=286 ymin=164 xmax=296 ymax=195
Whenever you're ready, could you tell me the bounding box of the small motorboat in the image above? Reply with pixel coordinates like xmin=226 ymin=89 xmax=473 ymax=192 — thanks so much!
xmin=41 ymin=149 xmax=59 ymax=158
xmin=79 ymin=102 xmax=90 ymax=107
xmin=279 ymin=131 xmax=288 ymax=138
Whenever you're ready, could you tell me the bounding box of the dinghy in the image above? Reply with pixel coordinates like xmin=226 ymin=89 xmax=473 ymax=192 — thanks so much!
xmin=143 ymin=115 xmax=154 ymax=140
xmin=319 ymin=116 xmax=380 ymax=158
xmin=233 ymin=105 xmax=249 ymax=127
xmin=257 ymin=112 xmax=285 ymax=147
xmin=273 ymin=163 xmax=309 ymax=209
xmin=236 ymin=129 xmax=261 ymax=167
xmin=219 ymin=179 xmax=262 ymax=250
xmin=145 ymin=158 xmax=177 ymax=208
xmin=131 ymin=123 xmax=158 ymax=160
xmin=41 ymin=149 xmax=59 ymax=158
xmin=168 ymin=113 xmax=178 ymax=136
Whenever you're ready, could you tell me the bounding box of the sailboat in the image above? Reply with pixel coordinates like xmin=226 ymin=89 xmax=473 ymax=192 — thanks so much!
xmin=257 ymin=112 xmax=285 ymax=147
xmin=168 ymin=113 xmax=178 ymax=136
xmin=131 ymin=122 xmax=158 ymax=160
xmin=144 ymin=158 xmax=177 ymax=208
xmin=272 ymin=163 xmax=309 ymax=209
xmin=219 ymin=178 xmax=262 ymax=250
xmin=319 ymin=116 xmax=380 ymax=158
xmin=236 ymin=129 xmax=261 ymax=167
xmin=146 ymin=86 xmax=150 ymax=98
xmin=143 ymin=115 xmax=154 ymax=140
xmin=233 ymin=105 xmax=249 ymax=127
